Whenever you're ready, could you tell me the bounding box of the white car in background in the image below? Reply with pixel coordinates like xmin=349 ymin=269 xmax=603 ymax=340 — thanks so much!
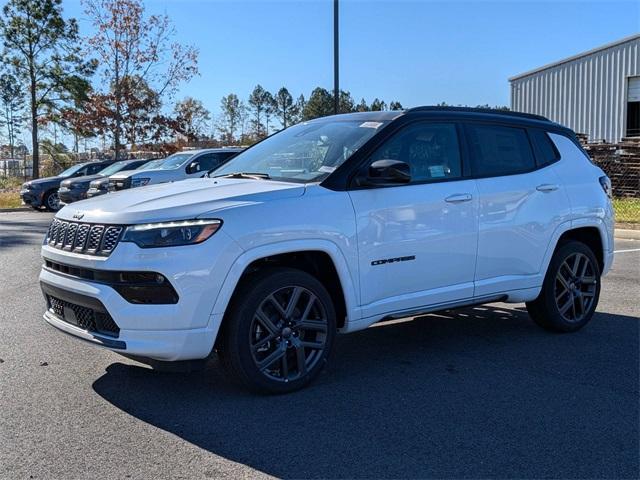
xmin=107 ymin=148 xmax=243 ymax=192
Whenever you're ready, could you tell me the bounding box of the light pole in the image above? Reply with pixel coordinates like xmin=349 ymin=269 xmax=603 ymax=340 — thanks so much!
xmin=333 ymin=0 xmax=339 ymax=115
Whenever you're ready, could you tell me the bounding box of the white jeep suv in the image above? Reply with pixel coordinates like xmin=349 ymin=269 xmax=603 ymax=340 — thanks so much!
xmin=39 ymin=107 xmax=614 ymax=393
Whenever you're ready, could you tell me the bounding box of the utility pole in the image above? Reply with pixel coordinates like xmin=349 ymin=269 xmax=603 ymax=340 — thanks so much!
xmin=333 ymin=0 xmax=339 ymax=115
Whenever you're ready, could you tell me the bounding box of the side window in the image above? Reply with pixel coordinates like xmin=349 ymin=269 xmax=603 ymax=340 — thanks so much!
xmin=86 ymin=163 xmax=105 ymax=175
xmin=466 ymin=124 xmax=535 ymax=177
xmin=368 ymin=122 xmax=462 ymax=182
xmin=529 ymin=129 xmax=560 ymax=166
xmin=188 ymin=153 xmax=223 ymax=173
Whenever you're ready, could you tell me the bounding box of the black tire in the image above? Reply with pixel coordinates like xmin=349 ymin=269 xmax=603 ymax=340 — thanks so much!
xmin=526 ymin=240 xmax=601 ymax=332
xmin=43 ymin=190 xmax=61 ymax=212
xmin=218 ymin=267 xmax=336 ymax=394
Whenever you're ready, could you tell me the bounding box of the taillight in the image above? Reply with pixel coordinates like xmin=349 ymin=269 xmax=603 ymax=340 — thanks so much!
xmin=599 ymin=176 xmax=612 ymax=198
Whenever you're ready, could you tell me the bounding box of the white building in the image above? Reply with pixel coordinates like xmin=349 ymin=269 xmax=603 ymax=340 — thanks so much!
xmin=510 ymin=34 xmax=640 ymax=143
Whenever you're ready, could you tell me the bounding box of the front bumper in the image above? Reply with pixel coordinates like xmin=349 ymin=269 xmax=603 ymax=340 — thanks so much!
xmin=86 ymin=188 xmax=107 ymax=198
xmin=58 ymin=187 xmax=86 ymax=204
xmin=20 ymin=190 xmax=43 ymax=207
xmin=39 ymin=231 xmax=243 ymax=361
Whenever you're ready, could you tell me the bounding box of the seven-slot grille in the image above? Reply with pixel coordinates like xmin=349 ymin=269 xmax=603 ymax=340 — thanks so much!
xmin=46 ymin=218 xmax=123 ymax=256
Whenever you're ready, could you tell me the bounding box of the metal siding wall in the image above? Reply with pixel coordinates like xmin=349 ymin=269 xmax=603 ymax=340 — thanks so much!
xmin=510 ymin=37 xmax=640 ymax=142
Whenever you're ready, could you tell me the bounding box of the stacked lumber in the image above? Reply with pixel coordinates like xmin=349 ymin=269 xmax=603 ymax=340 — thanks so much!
xmin=580 ymin=136 xmax=640 ymax=198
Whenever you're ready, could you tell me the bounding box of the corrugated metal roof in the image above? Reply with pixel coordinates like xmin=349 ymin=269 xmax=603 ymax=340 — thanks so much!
xmin=509 ymin=33 xmax=640 ymax=81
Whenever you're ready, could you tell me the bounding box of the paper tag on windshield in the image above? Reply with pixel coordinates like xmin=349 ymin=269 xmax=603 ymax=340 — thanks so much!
xmin=429 ymin=165 xmax=446 ymax=178
xmin=359 ymin=121 xmax=383 ymax=129
xmin=319 ymin=165 xmax=336 ymax=173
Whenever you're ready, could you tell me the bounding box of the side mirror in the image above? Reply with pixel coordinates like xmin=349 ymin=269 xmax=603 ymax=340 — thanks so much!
xmin=187 ymin=161 xmax=200 ymax=174
xmin=359 ymin=159 xmax=411 ymax=186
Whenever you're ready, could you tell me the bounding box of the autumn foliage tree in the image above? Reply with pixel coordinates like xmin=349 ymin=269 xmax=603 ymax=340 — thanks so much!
xmin=82 ymin=0 xmax=198 ymax=158
xmin=173 ymin=97 xmax=210 ymax=142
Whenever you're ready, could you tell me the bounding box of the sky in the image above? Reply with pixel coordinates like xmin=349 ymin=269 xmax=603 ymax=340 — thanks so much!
xmin=28 ymin=0 xmax=640 ymax=135
xmin=59 ymin=0 xmax=638 ymax=114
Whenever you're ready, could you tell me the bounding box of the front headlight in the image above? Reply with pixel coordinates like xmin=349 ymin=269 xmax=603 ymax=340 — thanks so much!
xmin=131 ymin=178 xmax=150 ymax=187
xmin=121 ymin=219 xmax=222 ymax=248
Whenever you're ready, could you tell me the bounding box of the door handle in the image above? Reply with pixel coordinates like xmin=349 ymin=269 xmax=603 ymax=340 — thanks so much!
xmin=536 ymin=184 xmax=559 ymax=192
xmin=445 ymin=193 xmax=472 ymax=203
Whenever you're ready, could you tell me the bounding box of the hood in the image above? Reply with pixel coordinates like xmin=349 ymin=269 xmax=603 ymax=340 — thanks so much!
xmin=109 ymin=168 xmax=171 ymax=180
xmin=61 ymin=174 xmax=103 ymax=188
xmin=90 ymin=170 xmax=139 ymax=188
xmin=57 ymin=177 xmax=306 ymax=224
xmin=25 ymin=176 xmax=64 ymax=188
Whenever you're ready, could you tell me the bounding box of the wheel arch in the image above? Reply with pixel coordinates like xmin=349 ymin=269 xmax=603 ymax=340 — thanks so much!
xmin=210 ymin=240 xmax=360 ymax=331
xmin=43 ymin=188 xmax=60 ymax=211
xmin=542 ymin=219 xmax=609 ymax=277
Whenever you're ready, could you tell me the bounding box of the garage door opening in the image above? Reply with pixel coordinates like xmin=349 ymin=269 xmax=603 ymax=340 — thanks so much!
xmin=627 ymin=77 xmax=640 ymax=138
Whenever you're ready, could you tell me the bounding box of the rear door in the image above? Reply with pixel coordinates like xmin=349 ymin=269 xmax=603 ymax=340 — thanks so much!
xmin=348 ymin=121 xmax=479 ymax=320
xmin=466 ymin=122 xmax=570 ymax=296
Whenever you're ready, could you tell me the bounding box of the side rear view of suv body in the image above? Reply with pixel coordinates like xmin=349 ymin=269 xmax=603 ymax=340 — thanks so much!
xmin=39 ymin=107 xmax=614 ymax=393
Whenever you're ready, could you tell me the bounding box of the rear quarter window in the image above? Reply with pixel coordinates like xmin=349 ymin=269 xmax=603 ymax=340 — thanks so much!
xmin=529 ymin=129 xmax=560 ymax=166
xmin=466 ymin=123 xmax=536 ymax=177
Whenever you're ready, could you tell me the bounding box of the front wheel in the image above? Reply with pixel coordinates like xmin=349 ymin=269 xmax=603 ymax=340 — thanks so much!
xmin=526 ymin=241 xmax=601 ymax=332
xmin=43 ymin=190 xmax=61 ymax=212
xmin=218 ymin=268 xmax=336 ymax=393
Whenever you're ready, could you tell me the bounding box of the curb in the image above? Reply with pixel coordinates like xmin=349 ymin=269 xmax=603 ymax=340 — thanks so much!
xmin=0 ymin=207 xmax=32 ymax=213
xmin=615 ymin=229 xmax=640 ymax=241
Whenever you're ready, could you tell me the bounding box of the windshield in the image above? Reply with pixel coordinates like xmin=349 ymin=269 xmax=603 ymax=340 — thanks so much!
xmin=137 ymin=158 xmax=164 ymax=170
xmin=214 ymin=119 xmax=389 ymax=183
xmin=98 ymin=161 xmax=130 ymax=176
xmin=153 ymin=153 xmax=194 ymax=170
xmin=59 ymin=164 xmax=87 ymax=177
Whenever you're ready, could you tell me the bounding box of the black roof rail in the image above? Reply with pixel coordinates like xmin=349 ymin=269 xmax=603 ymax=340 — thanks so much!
xmin=406 ymin=106 xmax=550 ymax=122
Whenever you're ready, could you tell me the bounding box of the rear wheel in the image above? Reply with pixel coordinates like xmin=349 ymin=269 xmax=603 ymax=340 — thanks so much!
xmin=43 ymin=190 xmax=61 ymax=212
xmin=526 ymin=241 xmax=601 ymax=332
xmin=218 ymin=268 xmax=336 ymax=393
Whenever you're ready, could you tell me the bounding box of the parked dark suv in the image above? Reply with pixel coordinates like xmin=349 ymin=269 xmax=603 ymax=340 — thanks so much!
xmin=87 ymin=158 xmax=165 ymax=199
xmin=20 ymin=160 xmax=116 ymax=211
xmin=58 ymin=159 xmax=154 ymax=205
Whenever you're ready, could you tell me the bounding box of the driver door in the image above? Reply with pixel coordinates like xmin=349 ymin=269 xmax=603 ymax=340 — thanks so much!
xmin=348 ymin=121 xmax=479 ymax=320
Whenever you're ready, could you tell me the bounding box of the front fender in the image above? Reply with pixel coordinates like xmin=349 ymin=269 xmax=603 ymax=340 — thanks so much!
xmin=209 ymin=239 xmax=361 ymax=330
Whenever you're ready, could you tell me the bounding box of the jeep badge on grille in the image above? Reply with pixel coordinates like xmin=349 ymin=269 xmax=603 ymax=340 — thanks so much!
xmin=72 ymin=211 xmax=84 ymax=220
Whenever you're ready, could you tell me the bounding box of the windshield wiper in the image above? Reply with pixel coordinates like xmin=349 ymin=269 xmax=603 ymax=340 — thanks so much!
xmin=212 ymin=172 xmax=271 ymax=180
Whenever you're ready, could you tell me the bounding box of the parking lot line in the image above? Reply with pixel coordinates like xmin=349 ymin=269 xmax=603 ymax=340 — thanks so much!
xmin=614 ymin=248 xmax=640 ymax=253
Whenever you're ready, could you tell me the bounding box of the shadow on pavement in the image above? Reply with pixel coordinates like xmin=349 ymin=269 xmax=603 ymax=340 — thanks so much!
xmin=93 ymin=305 xmax=639 ymax=479
xmin=0 ymin=216 xmax=52 ymax=250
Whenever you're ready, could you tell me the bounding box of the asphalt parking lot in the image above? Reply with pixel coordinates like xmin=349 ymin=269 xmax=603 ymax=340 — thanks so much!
xmin=0 ymin=210 xmax=638 ymax=479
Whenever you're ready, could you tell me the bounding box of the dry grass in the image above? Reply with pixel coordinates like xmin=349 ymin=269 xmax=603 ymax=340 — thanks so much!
xmin=0 ymin=191 xmax=22 ymax=209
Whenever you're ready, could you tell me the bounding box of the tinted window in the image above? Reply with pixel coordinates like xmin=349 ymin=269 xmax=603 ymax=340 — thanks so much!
xmin=197 ymin=153 xmax=227 ymax=171
xmin=86 ymin=163 xmax=107 ymax=175
xmin=466 ymin=124 xmax=535 ymax=176
xmin=529 ymin=129 xmax=559 ymax=166
xmin=368 ymin=122 xmax=462 ymax=182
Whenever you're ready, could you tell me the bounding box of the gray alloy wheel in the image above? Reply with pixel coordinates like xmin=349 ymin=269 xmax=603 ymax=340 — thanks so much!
xmin=44 ymin=190 xmax=61 ymax=211
xmin=218 ymin=267 xmax=336 ymax=393
xmin=526 ymin=240 xmax=601 ymax=333
xmin=250 ymin=285 xmax=329 ymax=383
xmin=554 ymin=252 xmax=598 ymax=323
